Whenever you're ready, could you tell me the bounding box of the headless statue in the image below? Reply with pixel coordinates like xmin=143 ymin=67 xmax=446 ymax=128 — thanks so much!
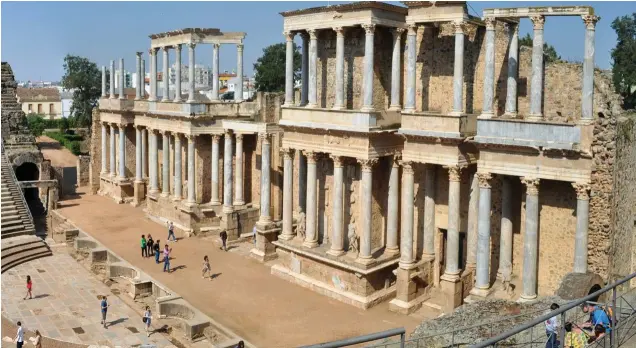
xmin=348 ymin=223 xmax=359 ymax=253
xmin=296 ymin=212 xmax=306 ymax=239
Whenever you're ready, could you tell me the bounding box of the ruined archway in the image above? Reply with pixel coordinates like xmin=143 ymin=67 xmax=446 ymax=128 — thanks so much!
xmin=14 ymin=162 xmax=45 ymax=216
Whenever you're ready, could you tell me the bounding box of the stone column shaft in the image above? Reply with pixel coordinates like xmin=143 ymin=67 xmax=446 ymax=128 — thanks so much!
xmin=210 ymin=135 xmax=220 ymax=204
xmin=498 ymin=176 xmax=513 ymax=278
xmin=109 ymin=60 xmax=115 ymax=99
xmin=259 ymin=133 xmax=271 ymax=222
xmin=235 ymin=44 xmax=244 ymax=102
xmin=573 ymin=184 xmax=591 ymax=273
xmin=330 ymin=28 xmax=345 ymax=110
xmin=174 ymin=45 xmax=182 ymax=102
xmin=234 ymin=134 xmax=245 ymax=205
xmin=443 ymin=166 xmax=462 ymax=279
xmin=423 ymin=165 xmax=436 ymax=257
xmin=118 ymin=125 xmax=126 ymax=178
xmin=357 ymin=159 xmax=376 ymax=264
xmin=223 ymin=131 xmax=234 ymax=212
xmin=101 ymin=124 xmax=107 ymax=173
xmin=109 ymin=124 xmax=116 ymax=176
xmin=473 ymin=173 xmax=493 ymax=293
xmin=298 ymin=150 xmax=307 ymax=213
xmin=135 ymin=53 xmax=142 ymax=100
xmin=521 ymin=178 xmax=540 ymax=300
xmin=386 ymin=157 xmax=400 ymax=255
xmin=161 ymin=48 xmax=170 ymax=101
xmin=404 ymin=25 xmax=417 ymax=112
xmin=141 ymin=59 xmax=146 ymax=99
xmin=135 ymin=127 xmax=142 ymax=181
xmin=307 ymin=30 xmax=318 ymax=108
xmin=149 ymin=131 xmax=158 ymax=192
xmin=174 ymin=135 xmax=182 ymax=200
xmin=481 ymin=18 xmax=496 ymax=118
xmin=390 ymin=28 xmax=404 ymax=110
xmin=186 ymin=136 xmax=196 ymax=204
xmin=281 ymin=149 xmax=294 ymax=240
xmin=162 ymin=132 xmax=170 ymax=196
xmin=361 ymin=25 xmax=375 ymax=111
xmin=101 ymin=66 xmax=107 ymax=97
xmin=150 ymin=49 xmax=158 ymax=101
xmin=400 ymin=162 xmax=415 ymax=266
xmin=284 ymin=32 xmax=295 ymax=106
xmin=466 ymin=173 xmax=479 ymax=270
xmin=529 ymin=16 xmax=545 ymax=120
xmin=452 ymin=21 xmax=465 ymax=115
xmin=187 ymin=44 xmax=196 ymax=103
xmin=505 ymin=24 xmax=519 ymax=116
xmin=211 ymin=44 xmax=219 ymax=101
xmin=328 ymin=155 xmax=345 ymax=255
xmin=300 ymin=34 xmax=309 ymax=106
xmin=119 ymin=59 xmax=125 ymax=99
xmin=581 ymin=16 xmax=599 ymax=123
xmin=142 ymin=128 xmax=147 ymax=178
xmin=304 ymin=152 xmax=318 ymax=248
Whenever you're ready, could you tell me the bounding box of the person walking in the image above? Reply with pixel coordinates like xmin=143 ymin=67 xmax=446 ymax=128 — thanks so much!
xmin=253 ymin=225 xmax=257 ymax=245
xmin=202 ymin=255 xmax=211 ymax=279
xmin=143 ymin=306 xmax=152 ymax=337
xmin=147 ymin=234 xmax=154 ymax=257
xmin=154 ymin=239 xmax=161 ymax=264
xmin=100 ymin=295 xmax=109 ymax=328
xmin=163 ymin=244 xmax=172 ymax=273
xmin=220 ymin=230 xmax=228 ymax=251
xmin=545 ymin=303 xmax=560 ymax=348
xmin=14 ymin=321 xmax=24 ymax=348
xmin=23 ymin=275 xmax=32 ymax=300
xmin=141 ymin=235 xmax=147 ymax=258
xmin=34 ymin=330 xmax=42 ymax=348
xmin=167 ymin=221 xmax=177 ymax=242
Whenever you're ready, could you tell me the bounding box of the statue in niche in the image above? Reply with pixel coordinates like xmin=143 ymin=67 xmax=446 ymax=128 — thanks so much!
xmin=348 ymin=223 xmax=358 ymax=253
xmin=183 ymin=180 xmax=187 ymax=198
xmin=296 ymin=212 xmax=306 ymax=239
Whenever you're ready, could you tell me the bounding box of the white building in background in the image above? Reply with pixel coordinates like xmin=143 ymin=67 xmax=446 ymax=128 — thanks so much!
xmin=60 ymin=90 xmax=74 ymax=118
xmin=226 ymin=76 xmax=255 ymax=100
xmin=114 ymin=70 xmax=133 ymax=89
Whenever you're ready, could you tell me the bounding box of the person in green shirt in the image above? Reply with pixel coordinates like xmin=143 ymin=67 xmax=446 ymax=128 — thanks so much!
xmin=141 ymin=235 xmax=147 ymax=257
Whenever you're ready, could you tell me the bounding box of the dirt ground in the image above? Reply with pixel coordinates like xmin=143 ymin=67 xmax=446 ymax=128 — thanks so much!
xmin=57 ymin=189 xmax=432 ymax=348
xmin=36 ymin=135 xmax=78 ymax=167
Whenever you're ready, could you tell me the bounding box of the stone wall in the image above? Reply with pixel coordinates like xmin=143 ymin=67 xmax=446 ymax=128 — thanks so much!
xmin=76 ymin=155 xmax=91 ymax=187
xmin=1 ymin=62 xmax=32 ymax=139
xmin=89 ymin=109 xmax=101 ymax=194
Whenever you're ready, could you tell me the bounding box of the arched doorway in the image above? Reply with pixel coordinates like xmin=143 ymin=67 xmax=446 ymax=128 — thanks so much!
xmin=14 ymin=162 xmax=45 ymax=216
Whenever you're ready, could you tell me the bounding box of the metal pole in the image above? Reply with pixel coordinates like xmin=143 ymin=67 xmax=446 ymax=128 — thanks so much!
xmin=559 ymin=312 xmax=566 ymax=348
xmin=400 ymin=332 xmax=405 ymax=348
xmin=611 ymin=287 xmax=617 ymax=347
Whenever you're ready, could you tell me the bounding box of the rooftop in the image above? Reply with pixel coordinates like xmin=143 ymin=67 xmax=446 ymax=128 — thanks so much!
xmin=280 ymin=1 xmax=408 ymax=17
xmin=16 ymin=87 xmax=61 ymax=102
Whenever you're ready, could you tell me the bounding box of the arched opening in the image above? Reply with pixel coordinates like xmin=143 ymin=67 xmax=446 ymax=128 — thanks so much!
xmin=14 ymin=162 xmax=45 ymax=216
xmin=588 ymin=284 xmax=602 ymax=303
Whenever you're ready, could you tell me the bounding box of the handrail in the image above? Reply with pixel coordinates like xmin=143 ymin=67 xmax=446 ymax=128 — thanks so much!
xmin=299 ymin=328 xmax=405 ymax=348
xmin=1 ymin=142 xmax=35 ymax=226
xmin=471 ymin=272 xmax=636 ymax=348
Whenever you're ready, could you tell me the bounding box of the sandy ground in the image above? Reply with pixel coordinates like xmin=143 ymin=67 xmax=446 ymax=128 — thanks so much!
xmin=56 ymin=189 xmax=432 ymax=348
xmin=36 ymin=135 xmax=78 ymax=167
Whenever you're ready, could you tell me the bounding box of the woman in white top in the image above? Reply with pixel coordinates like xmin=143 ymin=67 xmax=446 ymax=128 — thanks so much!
xmin=34 ymin=330 xmax=42 ymax=348
xmin=144 ymin=306 xmax=152 ymax=337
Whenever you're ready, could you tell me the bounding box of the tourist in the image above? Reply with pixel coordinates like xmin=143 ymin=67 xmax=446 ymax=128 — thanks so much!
xmin=100 ymin=295 xmax=109 ymax=328
xmin=15 ymin=321 xmax=24 ymax=348
xmin=23 ymin=275 xmax=32 ymax=300
xmin=587 ymin=324 xmax=607 ymax=344
xmin=564 ymin=322 xmax=587 ymax=348
xmin=147 ymin=234 xmax=154 ymax=257
xmin=163 ymin=244 xmax=172 ymax=272
xmin=253 ymin=225 xmax=256 ymax=245
xmin=202 ymin=255 xmax=211 ymax=279
xmin=581 ymin=302 xmax=611 ymax=332
xmin=545 ymin=303 xmax=560 ymax=348
xmin=34 ymin=330 xmax=42 ymax=348
xmin=154 ymin=239 xmax=161 ymax=264
xmin=220 ymin=230 xmax=228 ymax=251
xmin=141 ymin=234 xmax=147 ymax=258
xmin=167 ymin=221 xmax=177 ymax=242
xmin=235 ymin=340 xmax=245 ymax=348
xmin=143 ymin=306 xmax=152 ymax=337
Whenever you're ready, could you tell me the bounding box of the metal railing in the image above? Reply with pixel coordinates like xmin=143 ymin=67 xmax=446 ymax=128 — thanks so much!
xmin=1 ymin=142 xmax=35 ymax=226
xmin=299 ymin=328 xmax=405 ymax=348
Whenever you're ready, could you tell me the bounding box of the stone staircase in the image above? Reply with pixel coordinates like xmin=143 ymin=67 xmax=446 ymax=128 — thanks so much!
xmin=1 ymin=235 xmax=52 ymax=273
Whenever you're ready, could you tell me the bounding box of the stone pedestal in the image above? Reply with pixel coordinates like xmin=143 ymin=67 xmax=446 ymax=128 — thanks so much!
xmin=389 ymin=265 xmax=426 ymax=315
xmin=250 ymin=221 xmax=279 ymax=262
xmin=220 ymin=211 xmax=239 ymax=241
xmin=440 ymin=276 xmax=464 ymax=313
xmin=133 ymin=181 xmax=146 ymax=206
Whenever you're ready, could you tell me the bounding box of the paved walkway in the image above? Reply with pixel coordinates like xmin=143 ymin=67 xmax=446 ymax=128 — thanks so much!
xmin=57 ymin=189 xmax=428 ymax=347
xmin=36 ymin=135 xmax=79 ymax=167
xmin=1 ymin=253 xmax=175 ymax=347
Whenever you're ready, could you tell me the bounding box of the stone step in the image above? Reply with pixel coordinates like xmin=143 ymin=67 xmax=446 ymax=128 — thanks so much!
xmin=2 ymin=224 xmax=28 ymax=234
xmin=1 ymin=228 xmax=36 ymax=240
xmin=1 ymin=249 xmax=52 ymax=274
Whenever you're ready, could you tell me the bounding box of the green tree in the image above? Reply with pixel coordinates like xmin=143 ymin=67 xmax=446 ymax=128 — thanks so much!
xmin=26 ymin=113 xmax=46 ymax=136
xmin=59 ymin=117 xmax=70 ymax=134
xmin=61 ymin=55 xmax=101 ymax=130
xmin=611 ymin=13 xmax=636 ymax=110
xmin=519 ymin=33 xmax=561 ymax=63
xmin=253 ymin=42 xmax=301 ymax=94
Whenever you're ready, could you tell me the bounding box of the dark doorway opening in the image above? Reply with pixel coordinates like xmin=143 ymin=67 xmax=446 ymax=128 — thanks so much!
xmin=14 ymin=162 xmax=45 ymax=217
xmin=588 ymin=284 xmax=602 ymax=303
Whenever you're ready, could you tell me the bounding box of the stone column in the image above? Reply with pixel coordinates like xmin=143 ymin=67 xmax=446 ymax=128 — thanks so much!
xmin=333 ymin=27 xmax=345 ymax=110
xmin=162 ymin=132 xmax=170 ymax=196
xmin=573 ymin=183 xmax=591 ymax=273
xmin=423 ymin=164 xmax=436 ymax=258
xmin=442 ymin=166 xmax=462 ymax=280
xmin=235 ymin=44 xmax=244 ymax=102
xmin=528 ymin=16 xmax=545 ymax=121
xmin=361 ymin=24 xmax=376 ymax=112
xmin=404 ymin=25 xmax=417 ymax=112
xmin=173 ymin=134 xmax=182 ymax=200
xmin=581 ymin=15 xmax=599 ymax=124
xmin=149 ymin=130 xmax=159 ymax=193
xmin=303 ymin=152 xmax=318 ymax=248
xmin=174 ymin=45 xmax=182 ymax=102
xmin=119 ymin=59 xmax=125 ymax=100
xmin=298 ymin=150 xmax=307 ymax=214
xmin=141 ymin=59 xmax=146 ymax=99
xmin=101 ymin=66 xmax=107 ymax=97
xmin=400 ymin=161 xmax=415 ymax=266
xmin=520 ymin=177 xmax=540 ymax=300
xmin=149 ymin=48 xmax=158 ymax=101
xmin=284 ymin=32 xmax=295 ymax=106
xmin=187 ymin=43 xmax=196 ymax=103
xmin=504 ymin=24 xmax=519 ymax=117
xmin=466 ymin=172 xmax=479 ymax=270
xmin=497 ymin=176 xmax=513 ymax=278
xmin=142 ymin=128 xmax=147 ymax=178
xmin=280 ymin=148 xmax=295 ymax=241
xmin=101 ymin=124 xmax=107 ymax=174
xmin=211 ymin=44 xmax=220 ymax=101
xmin=327 ymin=155 xmax=345 ymax=256
xmin=210 ymin=135 xmax=220 ymax=204
xmin=301 ymin=33 xmax=309 ymax=106
xmin=471 ymin=173 xmax=493 ymax=297
xmin=259 ymin=133 xmax=271 ymax=223
xmin=135 ymin=52 xmax=142 ymax=100
xmin=307 ymin=30 xmax=318 ymax=108
xmin=481 ymin=18 xmax=496 ymax=118
xmin=186 ymin=135 xmax=196 ymax=204
xmin=357 ymin=159 xmax=377 ymax=264
xmin=109 ymin=60 xmax=116 ymax=99
xmin=109 ymin=124 xmax=116 ymax=176
xmin=451 ymin=21 xmax=465 ymax=116
xmin=222 ymin=130 xmax=234 ymax=213
xmin=118 ymin=124 xmax=126 ymax=179
xmin=234 ymin=134 xmax=245 ymax=205
xmin=386 ymin=156 xmax=400 ymax=255
xmin=390 ymin=28 xmax=405 ymax=110
xmin=135 ymin=126 xmax=142 ymax=182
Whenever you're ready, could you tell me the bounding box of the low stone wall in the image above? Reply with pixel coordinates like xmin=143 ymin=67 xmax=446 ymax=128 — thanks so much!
xmin=76 ymin=155 xmax=90 ymax=187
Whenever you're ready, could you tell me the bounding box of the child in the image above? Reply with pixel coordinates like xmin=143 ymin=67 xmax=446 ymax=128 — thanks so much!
xmin=202 ymin=255 xmax=211 ymax=279
xmin=23 ymin=275 xmax=32 ymax=300
xmin=163 ymin=244 xmax=172 ymax=272
xmin=154 ymin=239 xmax=161 ymax=264
xmin=147 ymin=234 xmax=154 ymax=257
xmin=141 ymin=235 xmax=147 ymax=257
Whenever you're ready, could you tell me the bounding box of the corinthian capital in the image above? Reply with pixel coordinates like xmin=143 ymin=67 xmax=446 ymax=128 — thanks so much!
xmin=362 ymin=24 xmax=376 ymax=35
xmin=484 ymin=17 xmax=496 ymax=30
xmin=521 ymin=177 xmax=540 ymax=196
xmin=454 ymin=20 xmax=466 ymax=34
xmin=582 ymin=15 xmax=600 ymax=30
xmin=358 ymin=158 xmax=378 ymax=171
xmin=308 ymin=29 xmax=317 ymax=40
xmin=400 ymin=160 xmax=414 ymax=175
xmin=572 ymin=183 xmax=591 ymax=200
xmin=281 ymin=147 xmax=294 ymax=160
xmin=477 ymin=172 xmax=493 ymax=188
xmin=530 ymin=15 xmax=545 ymax=30
xmin=284 ymin=31 xmax=295 ymax=42
xmin=305 ymin=151 xmax=318 ymax=164
xmin=330 ymin=154 xmax=343 ymax=167
xmin=446 ymin=165 xmax=462 ymax=182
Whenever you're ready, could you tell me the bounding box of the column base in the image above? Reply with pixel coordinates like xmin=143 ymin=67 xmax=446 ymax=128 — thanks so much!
xmin=577 ymin=118 xmax=594 ymax=126
xmin=469 ymin=286 xmax=493 ymax=299
xmin=355 ymin=255 xmax=375 ymax=266
xmin=448 ymin=111 xmax=464 ymax=116
xmin=332 ymin=105 xmax=344 ymax=111
xmin=302 ymin=240 xmax=319 ymax=248
xmin=440 ymin=271 xmax=461 ymax=283
xmin=305 ymin=103 xmax=318 ymax=109
xmin=389 ymin=267 xmax=425 ymax=315
xmin=360 ymin=106 xmax=374 ymax=112
xmin=518 ymin=293 xmax=538 ymax=303
xmin=503 ymin=111 xmax=518 ymax=118
xmin=183 ymin=200 xmax=197 ymax=207
xmin=326 ymin=248 xmax=345 ymax=257
xmin=388 ymin=105 xmax=401 ymax=111
xmin=233 ymin=200 xmax=246 ymax=206
xmin=402 ymin=107 xmax=415 ymax=113
xmin=148 ymin=98 xmax=157 ymax=102
xmin=173 ymin=98 xmax=182 ymax=103
xmin=278 ymin=233 xmax=296 ymax=241
xmin=186 ymin=99 xmax=196 ymax=104
xmin=171 ymin=196 xmax=182 ymax=202
xmin=384 ymin=246 xmax=400 ymax=257
xmin=209 ymin=199 xmax=221 ymax=205
xmin=161 ymin=98 xmax=171 ymax=103
xmin=526 ymin=114 xmax=543 ymax=122
xmin=421 ymin=252 xmax=435 ymax=262
xmin=222 ymin=205 xmax=234 ymax=213
xmin=132 ymin=181 xmax=146 ymax=206
xmin=161 ymin=192 xmax=170 ymax=198
xmin=478 ymin=111 xmax=495 ymax=119
xmin=250 ymin=221 xmax=279 ymax=262
xmin=440 ymin=275 xmax=464 ymax=313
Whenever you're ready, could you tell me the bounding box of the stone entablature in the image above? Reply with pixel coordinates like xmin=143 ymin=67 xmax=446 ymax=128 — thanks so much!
xmin=149 ymin=28 xmax=245 ymax=48
xmin=482 ymin=6 xmax=595 ymax=18
xmin=280 ymin=107 xmax=400 ymax=132
xmin=404 ymin=1 xmax=475 ymax=25
xmin=98 ymin=98 xmax=260 ymax=119
xmin=399 ymin=112 xmax=476 ymax=139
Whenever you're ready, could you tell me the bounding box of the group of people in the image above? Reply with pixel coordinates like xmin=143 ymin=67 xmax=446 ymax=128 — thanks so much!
xmin=140 ymin=221 xmax=176 ymax=272
xmin=13 ymin=322 xmax=41 ymax=348
xmin=545 ymin=302 xmax=613 ymax=348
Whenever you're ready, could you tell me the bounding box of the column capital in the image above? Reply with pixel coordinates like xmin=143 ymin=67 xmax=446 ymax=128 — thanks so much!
xmin=358 ymin=158 xmax=378 ymax=172
xmin=530 ymin=15 xmax=546 ymax=30
xmin=582 ymin=15 xmax=600 ymax=30
xmin=453 ymin=20 xmax=466 ymax=34
xmin=158 ymin=129 xmax=169 ymax=136
xmin=212 ymin=43 xmax=220 ymax=49
xmin=477 ymin=172 xmax=493 ymax=188
xmin=484 ymin=17 xmax=496 ymax=30
xmin=572 ymin=183 xmax=591 ymax=200
xmin=307 ymin=29 xmax=318 ymax=40
xmin=235 ymin=133 xmax=244 ymax=142
xmin=212 ymin=134 xmax=221 ymax=143
xmin=305 ymin=151 xmax=318 ymax=164
xmin=162 ymin=45 xmax=172 ymax=52
xmin=400 ymin=160 xmax=414 ymax=174
xmin=504 ymin=22 xmax=519 ymax=34
xmin=521 ymin=177 xmax=540 ymax=196
xmin=281 ymin=148 xmax=294 ymax=160
xmin=174 ymin=44 xmax=182 ymax=52
xmin=445 ymin=165 xmax=462 ymax=182
xmin=185 ymin=134 xmax=196 ymax=141
xmin=392 ymin=155 xmax=401 ymax=168
xmin=392 ymin=27 xmax=406 ymax=38
xmin=330 ymin=154 xmax=343 ymax=168
xmin=224 ymin=129 xmax=233 ymax=137
xmin=407 ymin=24 xmax=418 ymax=36
xmin=237 ymin=43 xmax=244 ymax=52
xmin=362 ymin=24 xmax=376 ymax=35
xmin=134 ymin=124 xmax=144 ymax=130
xmin=149 ymin=47 xmax=159 ymax=55
xmin=284 ymin=31 xmax=295 ymax=42
xmin=136 ymin=51 xmax=143 ymax=57
xmin=333 ymin=27 xmax=345 ymax=36
xmin=258 ymin=132 xmax=270 ymax=144
xmin=187 ymin=42 xmax=196 ymax=49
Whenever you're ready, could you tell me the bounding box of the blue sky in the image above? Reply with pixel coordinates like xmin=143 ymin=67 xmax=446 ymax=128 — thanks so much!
xmin=2 ymin=1 xmax=634 ymax=82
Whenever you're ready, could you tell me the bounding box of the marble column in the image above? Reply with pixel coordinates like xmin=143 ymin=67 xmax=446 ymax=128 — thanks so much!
xmin=142 ymin=128 xmax=147 ymax=178
xmin=210 ymin=135 xmax=220 ymax=204
xmin=173 ymin=134 xmax=182 ymax=200
xmin=141 ymin=59 xmax=146 ymax=99
xmin=504 ymin=24 xmax=519 ymax=117
xmin=222 ymin=130 xmax=234 ymax=213
xmin=581 ymin=15 xmax=599 ymax=124
xmin=451 ymin=21 xmax=465 ymax=116
xmin=259 ymin=133 xmax=271 ymax=223
xmin=442 ymin=166 xmax=462 ymax=280
xmin=161 ymin=132 xmax=170 ymax=196
xmin=101 ymin=124 xmax=107 ymax=174
xmin=327 ymin=155 xmax=345 ymax=256
xmin=187 ymin=43 xmax=196 ymax=103
xmin=497 ymin=176 xmax=513 ymax=279
xmin=101 ymin=66 xmax=107 ymax=97
xmin=135 ymin=52 xmax=142 ymax=100
xmin=472 ymin=173 xmax=493 ymax=296
xmin=284 ymin=32 xmax=295 ymax=106
xmin=466 ymin=173 xmax=479 ymax=270
xmin=361 ymin=24 xmax=375 ymax=112
xmin=280 ymin=148 xmax=295 ymax=241
xmin=149 ymin=130 xmax=159 ymax=193
xmin=573 ymin=183 xmax=591 ymax=273
xmin=520 ymin=177 xmax=540 ymax=300
xmin=400 ymin=161 xmax=415 ymax=267
xmin=303 ymin=152 xmax=318 ymax=248
xmin=186 ymin=135 xmax=196 ymax=204
xmin=300 ymin=33 xmax=309 ymax=106
xmin=390 ymin=28 xmax=405 ymax=110
xmin=118 ymin=124 xmax=126 ymax=179
xmin=298 ymin=150 xmax=307 ymax=214
xmin=333 ymin=27 xmax=345 ymax=110
xmin=174 ymin=45 xmax=182 ymax=102
xmin=236 ymin=44 xmax=244 ymax=102
xmin=135 ymin=126 xmax=142 ymax=182
xmin=404 ymin=25 xmax=417 ymax=112
xmin=119 ymin=59 xmax=125 ymax=99
xmin=481 ymin=18 xmax=496 ymax=118
xmin=109 ymin=60 xmax=116 ymax=99
xmin=307 ymin=30 xmax=318 ymax=108
xmin=109 ymin=124 xmax=116 ymax=176
xmin=234 ymin=134 xmax=245 ymax=205
xmin=357 ymin=159 xmax=377 ymax=264
xmin=386 ymin=156 xmax=400 ymax=255
xmin=423 ymin=164 xmax=436 ymax=258
xmin=528 ymin=16 xmax=545 ymax=121
xmin=162 ymin=47 xmax=170 ymax=101
xmin=149 ymin=48 xmax=158 ymax=102
xmin=211 ymin=44 xmax=220 ymax=101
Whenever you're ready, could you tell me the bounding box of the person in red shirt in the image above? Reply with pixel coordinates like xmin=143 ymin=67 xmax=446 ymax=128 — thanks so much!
xmin=23 ymin=275 xmax=32 ymax=300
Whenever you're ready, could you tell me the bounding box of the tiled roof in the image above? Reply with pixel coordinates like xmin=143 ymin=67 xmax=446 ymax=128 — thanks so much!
xmin=16 ymin=87 xmax=61 ymax=102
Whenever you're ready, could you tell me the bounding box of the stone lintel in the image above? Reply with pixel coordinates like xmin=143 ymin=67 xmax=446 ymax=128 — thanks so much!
xmin=400 ymin=111 xmax=477 ymax=138
xmin=222 ymin=120 xmax=271 ymax=135
xmin=474 ymin=118 xmax=583 ymax=151
xmin=401 ymin=140 xmax=477 ymax=167
xmin=99 ymin=112 xmax=135 ymax=126
xmin=281 ymin=107 xmax=401 ymax=132
xmin=483 ymin=6 xmax=594 ymax=19
xmin=18 ymin=179 xmax=57 ymax=189
xmin=405 ymin=2 xmax=471 ymax=25
xmin=150 ymin=30 xmax=246 ymax=48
